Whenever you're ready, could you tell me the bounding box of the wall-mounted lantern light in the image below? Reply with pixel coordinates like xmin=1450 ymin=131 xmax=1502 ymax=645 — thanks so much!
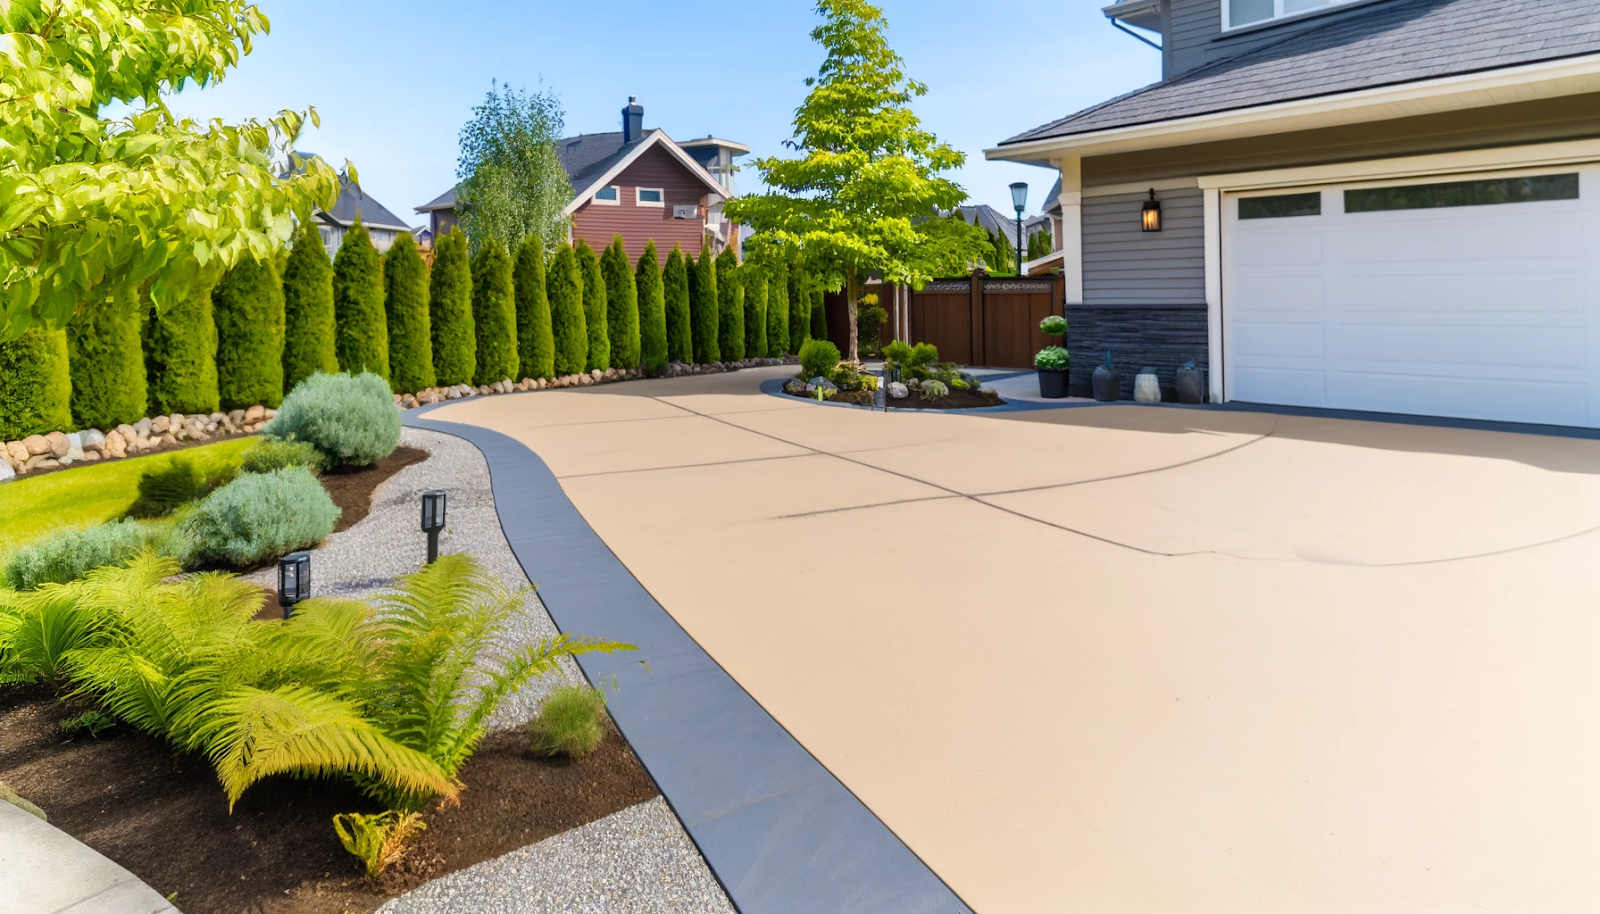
xmin=421 ymin=490 xmax=448 ymax=564
xmin=277 ymin=551 xmax=311 ymax=618
xmin=1141 ymin=189 xmax=1162 ymax=233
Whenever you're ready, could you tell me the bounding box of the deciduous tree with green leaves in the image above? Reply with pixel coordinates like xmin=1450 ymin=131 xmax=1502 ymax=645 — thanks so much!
xmin=455 ymin=82 xmax=571 ymax=252
xmin=0 ymin=0 xmax=342 ymax=340
xmin=723 ymin=0 xmax=987 ymax=363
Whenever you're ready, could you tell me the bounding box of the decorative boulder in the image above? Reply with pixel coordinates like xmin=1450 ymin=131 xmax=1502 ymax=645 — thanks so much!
xmin=45 ymin=431 xmax=70 ymax=458
xmin=888 ymin=382 xmax=909 ymax=399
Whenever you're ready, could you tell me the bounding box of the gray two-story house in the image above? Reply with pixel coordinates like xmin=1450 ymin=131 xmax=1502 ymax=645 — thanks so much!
xmin=990 ymin=0 xmax=1600 ymax=428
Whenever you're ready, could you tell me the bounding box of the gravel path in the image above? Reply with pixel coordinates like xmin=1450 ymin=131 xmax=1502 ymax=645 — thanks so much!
xmin=376 ymin=797 xmax=734 ymax=914
xmin=246 ymin=429 xmax=733 ymax=911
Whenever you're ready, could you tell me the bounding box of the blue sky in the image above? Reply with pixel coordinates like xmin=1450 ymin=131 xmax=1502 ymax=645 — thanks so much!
xmin=170 ymin=0 xmax=1160 ymax=223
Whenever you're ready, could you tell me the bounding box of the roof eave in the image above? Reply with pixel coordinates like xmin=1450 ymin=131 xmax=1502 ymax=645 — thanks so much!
xmin=986 ymin=52 xmax=1600 ymax=164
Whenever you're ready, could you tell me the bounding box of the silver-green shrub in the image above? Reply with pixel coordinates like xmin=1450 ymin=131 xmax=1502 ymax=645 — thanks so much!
xmin=173 ymin=468 xmax=339 ymax=568
xmin=239 ymin=439 xmax=325 ymax=475
xmin=262 ymin=372 xmax=400 ymax=468
xmin=3 ymin=519 xmax=169 ymax=590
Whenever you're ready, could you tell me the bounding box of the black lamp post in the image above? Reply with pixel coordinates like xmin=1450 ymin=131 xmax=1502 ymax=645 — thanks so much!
xmin=277 ymin=551 xmax=311 ymax=619
xmin=421 ymin=490 xmax=447 ymax=563
xmin=1009 ymin=181 xmax=1028 ymax=276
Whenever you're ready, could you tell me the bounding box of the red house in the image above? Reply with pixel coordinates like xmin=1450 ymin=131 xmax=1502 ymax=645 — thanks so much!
xmin=416 ymin=97 xmax=747 ymax=265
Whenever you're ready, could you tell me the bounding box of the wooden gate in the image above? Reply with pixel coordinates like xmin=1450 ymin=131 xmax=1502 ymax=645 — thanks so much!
xmin=905 ymin=274 xmax=1062 ymax=369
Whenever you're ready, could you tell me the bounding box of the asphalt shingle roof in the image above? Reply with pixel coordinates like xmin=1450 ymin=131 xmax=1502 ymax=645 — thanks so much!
xmin=322 ymin=178 xmax=412 ymax=231
xmin=1002 ymin=0 xmax=1600 ymax=145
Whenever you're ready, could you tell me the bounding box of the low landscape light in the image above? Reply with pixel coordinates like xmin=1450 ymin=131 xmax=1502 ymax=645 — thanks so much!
xmin=1142 ymin=189 xmax=1162 ymax=232
xmin=421 ymin=490 xmax=448 ymax=564
xmin=277 ymin=552 xmax=311 ymax=618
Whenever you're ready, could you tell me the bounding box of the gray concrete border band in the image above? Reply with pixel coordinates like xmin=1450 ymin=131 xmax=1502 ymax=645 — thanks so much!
xmin=402 ymin=406 xmax=971 ymax=914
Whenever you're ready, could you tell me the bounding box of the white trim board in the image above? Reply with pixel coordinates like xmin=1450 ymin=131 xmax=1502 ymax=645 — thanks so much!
xmin=986 ymin=54 xmax=1600 ymax=162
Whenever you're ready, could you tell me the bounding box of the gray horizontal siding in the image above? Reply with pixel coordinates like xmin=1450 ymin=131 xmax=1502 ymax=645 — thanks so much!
xmin=1082 ymin=187 xmax=1206 ymax=306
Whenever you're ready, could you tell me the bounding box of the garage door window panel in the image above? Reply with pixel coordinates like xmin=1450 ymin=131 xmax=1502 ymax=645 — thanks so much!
xmin=1238 ymin=192 xmax=1322 ymax=220
xmin=1344 ymin=174 xmax=1578 ymax=213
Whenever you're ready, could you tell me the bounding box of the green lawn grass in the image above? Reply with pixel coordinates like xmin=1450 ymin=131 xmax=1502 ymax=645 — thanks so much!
xmin=0 ymin=438 xmax=256 ymax=556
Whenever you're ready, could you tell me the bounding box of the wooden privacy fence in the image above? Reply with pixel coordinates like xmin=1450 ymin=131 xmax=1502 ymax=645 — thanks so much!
xmin=900 ymin=273 xmax=1063 ymax=369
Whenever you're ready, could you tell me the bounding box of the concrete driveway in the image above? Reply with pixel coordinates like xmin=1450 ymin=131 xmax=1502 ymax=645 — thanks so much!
xmin=429 ymin=365 xmax=1600 ymax=914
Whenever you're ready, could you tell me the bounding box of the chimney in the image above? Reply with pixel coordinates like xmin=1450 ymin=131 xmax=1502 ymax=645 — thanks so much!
xmin=622 ymin=96 xmax=644 ymax=143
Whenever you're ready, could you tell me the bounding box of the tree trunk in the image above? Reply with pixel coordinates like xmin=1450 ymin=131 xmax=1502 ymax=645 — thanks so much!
xmin=846 ymin=268 xmax=859 ymax=365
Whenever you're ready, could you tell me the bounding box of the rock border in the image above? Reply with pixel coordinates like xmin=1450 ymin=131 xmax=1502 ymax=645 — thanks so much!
xmin=394 ymin=358 xmax=798 ymax=410
xmin=1 ymin=405 xmax=276 ymax=481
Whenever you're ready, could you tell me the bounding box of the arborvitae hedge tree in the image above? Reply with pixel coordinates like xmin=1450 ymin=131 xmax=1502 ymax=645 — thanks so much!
xmin=603 ymin=237 xmax=640 ymax=369
xmin=332 ymin=219 xmax=389 ymax=381
xmin=547 ymin=243 xmax=588 ymax=376
xmin=429 ymin=230 xmax=476 ymax=386
xmin=281 ymin=218 xmax=338 ymax=391
xmin=514 ymin=237 xmax=554 ymax=379
xmin=470 ymin=236 xmax=519 ymax=384
xmin=788 ymin=262 xmax=809 ymax=354
xmin=744 ymin=266 xmax=767 ymax=359
xmin=636 ymin=241 xmax=667 ymax=368
xmin=715 ymin=249 xmax=743 ymax=362
xmin=67 ymin=288 xmax=147 ymax=429
xmin=213 ymin=254 xmax=286 ymax=409
xmin=384 ymin=232 xmax=434 ymax=393
xmin=575 ymin=239 xmax=609 ymax=372
xmin=0 ymin=326 xmax=72 ymax=440
xmin=144 ymin=284 xmax=219 ymax=416
xmin=663 ymin=245 xmax=692 ymax=362
xmin=810 ymin=286 xmax=827 ymax=345
xmin=691 ymin=244 xmax=719 ymax=364
xmin=766 ymin=260 xmax=789 ymax=356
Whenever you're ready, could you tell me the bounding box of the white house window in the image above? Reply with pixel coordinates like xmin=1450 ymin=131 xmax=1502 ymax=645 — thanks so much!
xmin=1225 ymin=0 xmax=1361 ymax=30
xmin=595 ymin=185 xmax=620 ymax=205
xmin=637 ymin=188 xmax=664 ymax=207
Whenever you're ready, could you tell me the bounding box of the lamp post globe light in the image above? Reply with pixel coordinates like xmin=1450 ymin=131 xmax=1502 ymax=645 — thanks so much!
xmin=1009 ymin=182 xmax=1029 ymax=276
xmin=421 ymin=490 xmax=448 ymax=564
xmin=277 ymin=551 xmax=311 ymax=619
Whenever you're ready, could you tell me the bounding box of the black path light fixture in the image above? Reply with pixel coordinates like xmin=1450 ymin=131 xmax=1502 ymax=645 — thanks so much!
xmin=277 ymin=551 xmax=311 ymax=619
xmin=421 ymin=490 xmax=448 ymax=564
xmin=1009 ymin=181 xmax=1029 ymax=276
xmin=1142 ymin=188 xmax=1163 ymax=232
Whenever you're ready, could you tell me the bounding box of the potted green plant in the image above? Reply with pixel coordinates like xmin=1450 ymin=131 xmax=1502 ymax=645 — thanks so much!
xmin=1036 ymin=315 xmax=1069 ymax=398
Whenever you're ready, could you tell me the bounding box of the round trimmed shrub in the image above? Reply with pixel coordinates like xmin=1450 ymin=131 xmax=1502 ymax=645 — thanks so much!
xmin=547 ymin=243 xmax=587 ymax=377
xmin=384 ymin=232 xmax=434 ymax=393
xmin=602 ymin=237 xmax=640 ymax=369
xmin=635 ymin=241 xmax=667 ymax=368
xmin=744 ymin=267 xmax=768 ymax=359
xmin=766 ymin=261 xmax=790 ymax=357
xmin=0 ymin=326 xmax=72 ymax=440
xmin=663 ymin=245 xmax=692 ymax=363
xmin=173 ymin=468 xmax=339 ymax=569
xmin=213 ymin=254 xmax=287 ymax=410
xmin=514 ymin=237 xmax=554 ymax=380
xmin=282 ymin=218 xmax=339 ymax=391
xmin=576 ymin=239 xmax=609 ymax=372
xmin=471 ymin=236 xmax=518 ymax=385
xmin=144 ymin=284 xmax=219 ymax=416
xmin=333 ymin=219 xmax=389 ymax=381
xmin=429 ymin=230 xmax=476 ymax=386
xmin=799 ymin=338 xmax=841 ymax=380
xmin=69 ymin=288 xmax=148 ymax=430
xmin=691 ymin=244 xmax=719 ymax=364
xmin=262 ymin=372 xmax=400 ymax=468
xmin=716 ymin=250 xmax=744 ymax=362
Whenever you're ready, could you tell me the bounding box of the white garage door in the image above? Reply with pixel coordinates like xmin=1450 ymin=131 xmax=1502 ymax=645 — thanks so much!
xmin=1224 ymin=168 xmax=1600 ymax=427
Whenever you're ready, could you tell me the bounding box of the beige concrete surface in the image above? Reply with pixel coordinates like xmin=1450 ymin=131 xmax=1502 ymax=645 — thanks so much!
xmin=431 ymin=368 xmax=1600 ymax=914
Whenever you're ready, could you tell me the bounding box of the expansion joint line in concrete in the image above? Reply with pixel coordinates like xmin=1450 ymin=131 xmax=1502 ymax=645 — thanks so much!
xmin=649 ymin=395 xmax=1268 ymax=559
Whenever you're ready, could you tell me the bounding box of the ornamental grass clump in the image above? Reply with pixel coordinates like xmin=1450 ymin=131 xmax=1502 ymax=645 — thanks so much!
xmin=263 ymin=372 xmax=400 ymax=468
xmin=530 ymin=685 xmax=608 ymax=760
xmin=2 ymin=519 xmax=170 ymax=591
xmin=173 ymin=468 xmax=339 ymax=568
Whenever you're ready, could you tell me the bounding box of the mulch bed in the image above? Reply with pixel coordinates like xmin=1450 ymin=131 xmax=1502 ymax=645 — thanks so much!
xmin=890 ymin=388 xmax=1005 ymax=410
xmin=0 ymin=685 xmax=660 ymax=914
xmin=322 ymin=446 xmax=430 ymax=534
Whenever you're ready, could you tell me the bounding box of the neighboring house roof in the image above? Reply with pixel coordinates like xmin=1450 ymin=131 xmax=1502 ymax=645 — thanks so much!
xmin=1042 ymin=176 xmax=1062 ymax=214
xmin=417 ymin=129 xmax=731 ymax=219
xmin=954 ymin=204 xmax=1052 ymax=238
xmin=320 ymin=178 xmax=413 ymax=232
xmin=1001 ymin=0 xmax=1600 ymax=146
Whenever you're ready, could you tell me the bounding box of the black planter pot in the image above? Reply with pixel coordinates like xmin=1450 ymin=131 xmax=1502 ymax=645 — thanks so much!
xmin=1176 ymin=366 xmax=1205 ymax=404
xmin=1091 ymin=366 xmax=1121 ymax=401
xmin=1037 ymin=369 xmax=1068 ymax=399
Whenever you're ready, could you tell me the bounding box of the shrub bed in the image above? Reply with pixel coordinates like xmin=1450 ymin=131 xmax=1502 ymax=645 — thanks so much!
xmin=262 ymin=372 xmax=400 ymax=469
xmin=172 ymin=467 xmax=340 ymax=567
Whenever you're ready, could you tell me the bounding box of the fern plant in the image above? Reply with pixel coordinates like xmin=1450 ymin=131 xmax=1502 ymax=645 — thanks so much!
xmin=333 ymin=810 xmax=426 ymax=878
xmin=0 ymin=584 xmax=109 ymax=686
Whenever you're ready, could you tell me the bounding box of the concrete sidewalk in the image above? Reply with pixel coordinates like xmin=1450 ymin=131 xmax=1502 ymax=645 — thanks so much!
xmin=429 ymin=365 xmax=1600 ymax=914
xmin=0 ymin=801 xmax=177 ymax=914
